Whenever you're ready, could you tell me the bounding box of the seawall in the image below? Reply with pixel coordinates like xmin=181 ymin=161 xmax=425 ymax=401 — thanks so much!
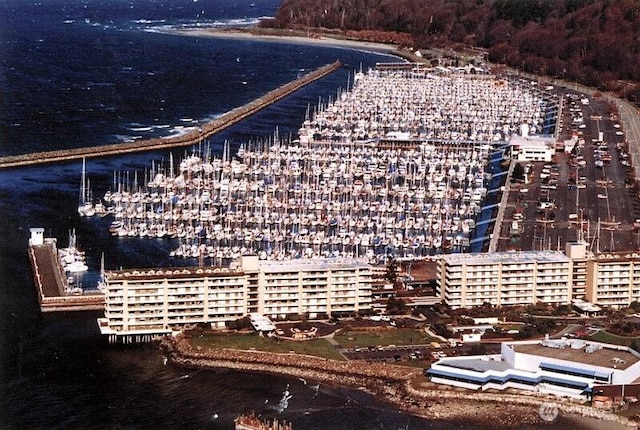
xmin=0 ymin=61 xmax=342 ymax=169
xmin=158 ymin=333 xmax=636 ymax=428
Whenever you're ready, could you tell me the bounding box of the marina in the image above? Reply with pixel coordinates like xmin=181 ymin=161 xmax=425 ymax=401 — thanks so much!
xmin=26 ymin=64 xmax=559 ymax=312
xmin=84 ymin=66 xmax=552 ymax=262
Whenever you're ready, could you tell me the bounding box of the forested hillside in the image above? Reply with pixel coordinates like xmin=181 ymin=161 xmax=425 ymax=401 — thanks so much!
xmin=262 ymin=0 xmax=640 ymax=101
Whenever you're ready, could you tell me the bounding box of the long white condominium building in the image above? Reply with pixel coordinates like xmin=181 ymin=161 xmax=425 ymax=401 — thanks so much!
xmin=436 ymin=250 xmax=571 ymax=309
xmin=98 ymin=256 xmax=372 ymax=342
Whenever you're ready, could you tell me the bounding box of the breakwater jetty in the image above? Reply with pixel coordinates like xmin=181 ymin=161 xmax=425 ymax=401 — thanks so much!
xmin=0 ymin=61 xmax=342 ymax=169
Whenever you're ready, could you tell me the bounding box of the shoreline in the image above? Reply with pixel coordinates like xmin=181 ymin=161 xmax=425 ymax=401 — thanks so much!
xmin=166 ymin=27 xmax=419 ymax=60
xmin=159 ymin=333 xmax=636 ymax=429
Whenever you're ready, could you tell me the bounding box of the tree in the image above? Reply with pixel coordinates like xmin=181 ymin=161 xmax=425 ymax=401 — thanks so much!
xmin=470 ymin=343 xmax=487 ymax=355
xmin=432 ymin=322 xmax=454 ymax=339
xmin=386 ymin=296 xmax=407 ymax=315
xmin=553 ymin=304 xmax=572 ymax=316
xmin=385 ymin=257 xmax=399 ymax=284
xmin=511 ymin=163 xmax=525 ymax=183
xmin=226 ymin=316 xmax=252 ymax=331
xmin=515 ymin=324 xmax=536 ymax=339
xmin=265 ymin=0 xmax=640 ymax=98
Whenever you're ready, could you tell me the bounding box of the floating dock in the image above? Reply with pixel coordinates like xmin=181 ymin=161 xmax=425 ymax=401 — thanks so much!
xmin=0 ymin=61 xmax=342 ymax=169
xmin=28 ymin=228 xmax=104 ymax=312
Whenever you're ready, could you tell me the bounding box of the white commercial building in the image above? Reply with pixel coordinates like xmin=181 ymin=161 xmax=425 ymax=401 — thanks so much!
xmin=509 ymin=134 xmax=556 ymax=162
xmin=427 ymin=338 xmax=640 ymax=400
xmin=98 ymin=256 xmax=372 ymax=342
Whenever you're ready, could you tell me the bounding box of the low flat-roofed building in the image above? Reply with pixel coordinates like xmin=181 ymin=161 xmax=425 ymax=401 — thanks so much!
xmin=427 ymin=338 xmax=640 ymax=400
xmin=509 ymin=134 xmax=556 ymax=162
xmin=572 ymin=298 xmax=602 ymax=316
xmin=249 ymin=313 xmax=277 ymax=332
xmin=98 ymin=256 xmax=372 ymax=342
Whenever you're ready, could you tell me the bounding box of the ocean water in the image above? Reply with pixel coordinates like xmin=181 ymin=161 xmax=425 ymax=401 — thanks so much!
xmin=0 ymin=1 xmax=601 ymax=429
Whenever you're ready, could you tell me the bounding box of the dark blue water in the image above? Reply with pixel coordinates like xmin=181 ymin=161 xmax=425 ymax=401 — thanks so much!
xmin=0 ymin=1 xmax=596 ymax=429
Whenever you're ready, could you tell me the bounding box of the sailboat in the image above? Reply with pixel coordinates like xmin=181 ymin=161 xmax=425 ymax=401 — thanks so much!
xmin=59 ymin=229 xmax=89 ymax=273
xmin=97 ymin=252 xmax=107 ymax=292
xmin=78 ymin=157 xmax=95 ymax=217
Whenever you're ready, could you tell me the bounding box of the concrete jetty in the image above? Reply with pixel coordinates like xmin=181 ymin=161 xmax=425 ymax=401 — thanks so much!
xmin=28 ymin=229 xmax=104 ymax=312
xmin=0 ymin=61 xmax=342 ymax=169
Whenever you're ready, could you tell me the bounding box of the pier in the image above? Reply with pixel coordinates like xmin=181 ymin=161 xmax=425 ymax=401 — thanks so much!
xmin=28 ymin=229 xmax=104 ymax=312
xmin=0 ymin=61 xmax=342 ymax=169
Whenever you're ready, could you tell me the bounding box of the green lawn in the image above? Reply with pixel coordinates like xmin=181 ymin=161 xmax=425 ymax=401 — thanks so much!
xmin=190 ymin=332 xmax=346 ymax=361
xmin=590 ymin=330 xmax=638 ymax=347
xmin=334 ymin=328 xmax=434 ymax=349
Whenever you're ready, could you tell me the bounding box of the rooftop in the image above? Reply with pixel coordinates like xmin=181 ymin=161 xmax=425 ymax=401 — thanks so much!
xmin=509 ymin=340 xmax=640 ymax=371
xmin=509 ymin=134 xmax=556 ymax=147
xmin=105 ymin=266 xmax=243 ymax=280
xmin=440 ymin=250 xmax=569 ymax=266
xmin=440 ymin=355 xmax=512 ymax=373
xmin=258 ymin=257 xmax=372 ymax=274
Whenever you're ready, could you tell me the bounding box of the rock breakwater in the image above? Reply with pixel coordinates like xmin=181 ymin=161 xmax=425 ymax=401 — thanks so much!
xmin=158 ymin=333 xmax=636 ymax=428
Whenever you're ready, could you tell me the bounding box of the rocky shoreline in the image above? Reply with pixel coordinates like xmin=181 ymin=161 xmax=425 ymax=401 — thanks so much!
xmin=158 ymin=333 xmax=637 ymax=429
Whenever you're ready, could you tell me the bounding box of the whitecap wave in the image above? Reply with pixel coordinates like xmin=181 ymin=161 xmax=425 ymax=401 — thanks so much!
xmin=139 ymin=16 xmax=272 ymax=33
xmin=163 ymin=126 xmax=197 ymax=138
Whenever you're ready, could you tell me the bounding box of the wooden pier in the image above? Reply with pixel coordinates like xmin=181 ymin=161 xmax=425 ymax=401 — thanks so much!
xmin=0 ymin=61 xmax=342 ymax=169
xmin=28 ymin=235 xmax=104 ymax=312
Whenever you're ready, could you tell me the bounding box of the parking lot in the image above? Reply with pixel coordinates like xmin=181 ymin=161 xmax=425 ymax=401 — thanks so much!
xmin=339 ymin=339 xmax=502 ymax=364
xmin=496 ymin=91 xmax=640 ymax=253
xmin=340 ymin=344 xmax=437 ymax=363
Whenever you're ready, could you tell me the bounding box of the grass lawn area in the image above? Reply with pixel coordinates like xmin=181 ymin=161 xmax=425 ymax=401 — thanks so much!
xmin=190 ymin=332 xmax=346 ymax=361
xmin=334 ymin=328 xmax=433 ymax=349
xmin=590 ymin=330 xmax=639 ymax=347
xmin=496 ymin=323 xmax=524 ymax=331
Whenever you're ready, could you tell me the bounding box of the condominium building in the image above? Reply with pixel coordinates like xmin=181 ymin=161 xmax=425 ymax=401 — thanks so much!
xmin=434 ymin=242 xmax=613 ymax=309
xmin=436 ymin=250 xmax=572 ymax=309
xmin=585 ymin=253 xmax=640 ymax=308
xmin=98 ymin=256 xmax=372 ymax=342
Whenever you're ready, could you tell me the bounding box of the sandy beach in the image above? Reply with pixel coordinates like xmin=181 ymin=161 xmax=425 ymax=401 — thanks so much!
xmin=159 ymin=333 xmax=636 ymax=429
xmin=170 ymin=28 xmax=410 ymax=57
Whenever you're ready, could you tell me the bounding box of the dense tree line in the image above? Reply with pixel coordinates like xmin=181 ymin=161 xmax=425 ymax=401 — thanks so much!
xmin=262 ymin=0 xmax=640 ymax=102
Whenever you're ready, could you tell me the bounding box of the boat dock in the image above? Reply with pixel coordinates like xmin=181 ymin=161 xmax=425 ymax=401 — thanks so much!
xmin=28 ymin=229 xmax=104 ymax=312
xmin=0 ymin=61 xmax=342 ymax=169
